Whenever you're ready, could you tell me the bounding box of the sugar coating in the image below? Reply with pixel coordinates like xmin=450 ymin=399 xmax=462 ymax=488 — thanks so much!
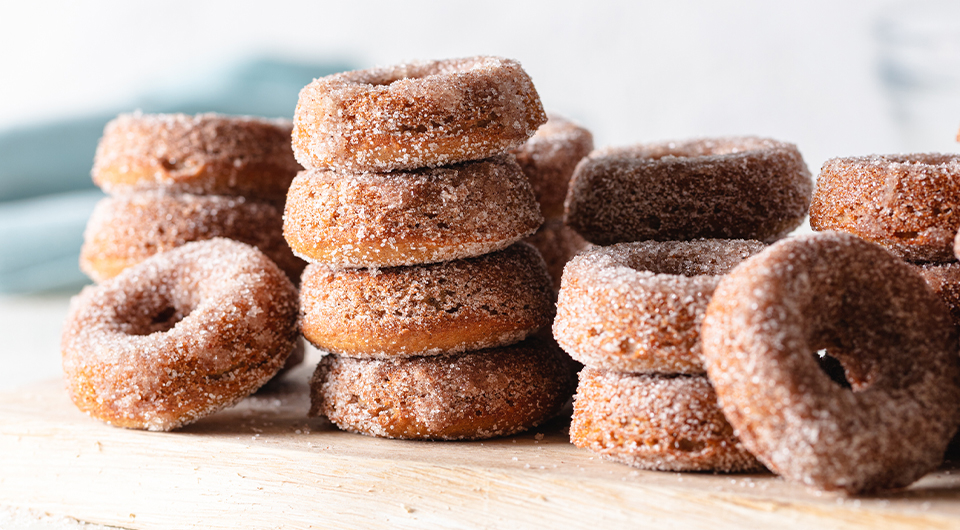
xmin=80 ymin=191 xmax=305 ymax=283
xmin=61 ymin=238 xmax=300 ymax=431
xmin=810 ymin=153 xmax=960 ymax=263
xmin=523 ymin=218 xmax=591 ymax=293
xmin=510 ymin=113 xmax=593 ymax=218
xmin=564 ymin=136 xmax=813 ymax=245
xmin=701 ymin=231 xmax=960 ymax=493
xmin=299 ymin=242 xmax=555 ymax=357
xmin=553 ymin=239 xmax=766 ymax=374
xmin=292 ymin=56 xmax=546 ymax=172
xmin=913 ymin=262 xmax=960 ymax=328
xmin=310 ymin=338 xmax=576 ymax=440
xmin=93 ymin=112 xmax=301 ymax=201
xmin=570 ymin=369 xmax=762 ymax=472
xmin=282 ymin=154 xmax=542 ymax=268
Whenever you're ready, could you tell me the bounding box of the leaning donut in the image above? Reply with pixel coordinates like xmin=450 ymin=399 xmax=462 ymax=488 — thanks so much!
xmin=292 ymin=56 xmax=546 ymax=172
xmin=553 ymin=239 xmax=765 ymax=374
xmin=701 ymin=231 xmax=960 ymax=493
xmin=92 ymin=113 xmax=301 ymax=201
xmin=61 ymin=238 xmax=300 ymax=431
xmin=564 ymin=137 xmax=812 ymax=245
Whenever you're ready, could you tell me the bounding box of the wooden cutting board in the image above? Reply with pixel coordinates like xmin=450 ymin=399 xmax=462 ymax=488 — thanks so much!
xmin=2 ymin=360 xmax=959 ymax=530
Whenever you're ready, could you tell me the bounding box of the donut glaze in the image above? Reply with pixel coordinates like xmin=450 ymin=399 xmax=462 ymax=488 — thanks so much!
xmin=553 ymin=239 xmax=765 ymax=374
xmin=810 ymin=153 xmax=960 ymax=263
xmin=293 ymin=56 xmax=546 ymax=172
xmin=80 ymin=192 xmax=305 ymax=283
xmin=569 ymin=368 xmax=762 ymax=472
xmin=92 ymin=113 xmax=300 ymax=201
xmin=565 ymin=137 xmax=812 ymax=245
xmin=299 ymin=243 xmax=554 ymax=357
xmin=701 ymin=232 xmax=960 ymax=493
xmin=309 ymin=338 xmax=576 ymax=440
xmin=62 ymin=239 xmax=300 ymax=431
xmin=283 ymin=155 xmax=542 ymax=268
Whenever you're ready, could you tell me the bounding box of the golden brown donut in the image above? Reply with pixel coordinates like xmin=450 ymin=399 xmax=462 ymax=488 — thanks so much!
xmin=565 ymin=137 xmax=813 ymax=245
xmin=92 ymin=112 xmax=301 ymax=201
xmin=300 ymin=242 xmax=554 ymax=357
xmin=510 ymin=114 xmax=593 ymax=218
xmin=701 ymin=232 xmax=960 ymax=493
xmin=569 ymin=368 xmax=762 ymax=472
xmin=61 ymin=238 xmax=300 ymax=431
xmin=810 ymin=153 xmax=960 ymax=262
xmin=79 ymin=192 xmax=305 ymax=283
xmin=283 ymin=155 xmax=542 ymax=268
xmin=523 ymin=218 xmax=590 ymax=292
xmin=309 ymin=338 xmax=575 ymax=440
xmin=293 ymin=56 xmax=546 ymax=172
xmin=553 ymin=239 xmax=766 ymax=374
xmin=913 ymin=262 xmax=960 ymax=328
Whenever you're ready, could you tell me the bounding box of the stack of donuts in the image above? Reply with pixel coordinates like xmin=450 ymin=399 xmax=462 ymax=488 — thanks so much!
xmin=285 ymin=56 xmax=575 ymax=440
xmin=554 ymin=137 xmax=814 ymax=471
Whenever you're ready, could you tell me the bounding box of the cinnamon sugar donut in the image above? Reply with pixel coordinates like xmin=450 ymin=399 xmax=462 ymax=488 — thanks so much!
xmin=570 ymin=369 xmax=762 ymax=472
xmin=293 ymin=56 xmax=546 ymax=172
xmin=283 ymin=155 xmax=542 ymax=268
xmin=810 ymin=153 xmax=960 ymax=262
xmin=300 ymin=242 xmax=553 ymax=357
xmin=309 ymin=338 xmax=575 ymax=440
xmin=913 ymin=262 xmax=960 ymax=327
xmin=565 ymin=137 xmax=813 ymax=245
xmin=523 ymin=218 xmax=590 ymax=292
xmin=92 ymin=113 xmax=301 ymax=201
xmin=80 ymin=192 xmax=305 ymax=283
xmin=701 ymin=232 xmax=960 ymax=493
xmin=510 ymin=114 xmax=593 ymax=218
xmin=553 ymin=239 xmax=766 ymax=374
xmin=61 ymin=238 xmax=300 ymax=431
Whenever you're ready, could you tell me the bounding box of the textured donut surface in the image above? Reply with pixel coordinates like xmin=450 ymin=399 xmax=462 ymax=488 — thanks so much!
xmin=565 ymin=136 xmax=812 ymax=245
xmin=283 ymin=155 xmax=542 ymax=268
xmin=913 ymin=262 xmax=960 ymax=328
xmin=309 ymin=338 xmax=576 ymax=440
xmin=810 ymin=153 xmax=960 ymax=262
xmin=293 ymin=56 xmax=546 ymax=172
xmin=299 ymin=242 xmax=554 ymax=357
xmin=523 ymin=218 xmax=591 ymax=292
xmin=62 ymin=239 xmax=300 ymax=431
xmin=92 ymin=112 xmax=300 ymax=201
xmin=701 ymin=231 xmax=960 ymax=493
xmin=554 ymin=239 xmax=765 ymax=374
xmin=570 ymin=369 xmax=762 ymax=472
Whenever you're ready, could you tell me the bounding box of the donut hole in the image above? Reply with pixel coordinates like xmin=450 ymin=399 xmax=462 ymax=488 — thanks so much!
xmin=117 ymin=287 xmax=199 ymax=337
xmin=815 ymin=349 xmax=853 ymax=390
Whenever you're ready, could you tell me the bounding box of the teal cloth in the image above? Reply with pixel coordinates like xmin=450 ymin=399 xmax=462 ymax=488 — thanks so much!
xmin=0 ymin=57 xmax=350 ymax=293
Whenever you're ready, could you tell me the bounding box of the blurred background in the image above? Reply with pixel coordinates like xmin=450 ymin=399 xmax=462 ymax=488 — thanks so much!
xmin=0 ymin=0 xmax=958 ymax=391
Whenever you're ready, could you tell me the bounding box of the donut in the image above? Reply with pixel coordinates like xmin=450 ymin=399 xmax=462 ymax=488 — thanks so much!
xmin=292 ymin=56 xmax=546 ymax=173
xmin=700 ymin=231 xmax=960 ymax=493
xmin=913 ymin=262 xmax=960 ymax=327
xmin=523 ymin=218 xmax=590 ymax=292
xmin=564 ymin=137 xmax=813 ymax=245
xmin=80 ymin=192 xmax=305 ymax=283
xmin=553 ymin=239 xmax=766 ymax=374
xmin=810 ymin=153 xmax=960 ymax=262
xmin=92 ymin=112 xmax=301 ymax=201
xmin=569 ymin=368 xmax=762 ymax=472
xmin=61 ymin=238 xmax=300 ymax=431
xmin=299 ymin=242 xmax=554 ymax=357
xmin=283 ymin=154 xmax=542 ymax=268
xmin=309 ymin=338 xmax=575 ymax=440
xmin=510 ymin=114 xmax=593 ymax=218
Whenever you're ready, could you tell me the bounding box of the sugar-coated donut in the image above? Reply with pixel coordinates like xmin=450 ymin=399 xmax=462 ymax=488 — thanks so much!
xmin=510 ymin=114 xmax=593 ymax=218
xmin=299 ymin=242 xmax=554 ymax=357
xmin=553 ymin=239 xmax=765 ymax=374
xmin=570 ymin=368 xmax=762 ymax=472
xmin=293 ymin=56 xmax=546 ymax=172
xmin=565 ymin=137 xmax=812 ymax=245
xmin=61 ymin=238 xmax=300 ymax=431
xmin=523 ymin=218 xmax=590 ymax=292
xmin=701 ymin=232 xmax=960 ymax=493
xmin=80 ymin=192 xmax=305 ymax=283
xmin=810 ymin=153 xmax=960 ymax=263
xmin=92 ymin=113 xmax=301 ymax=201
xmin=913 ymin=262 xmax=960 ymax=328
xmin=283 ymin=155 xmax=542 ymax=268
xmin=309 ymin=338 xmax=576 ymax=440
